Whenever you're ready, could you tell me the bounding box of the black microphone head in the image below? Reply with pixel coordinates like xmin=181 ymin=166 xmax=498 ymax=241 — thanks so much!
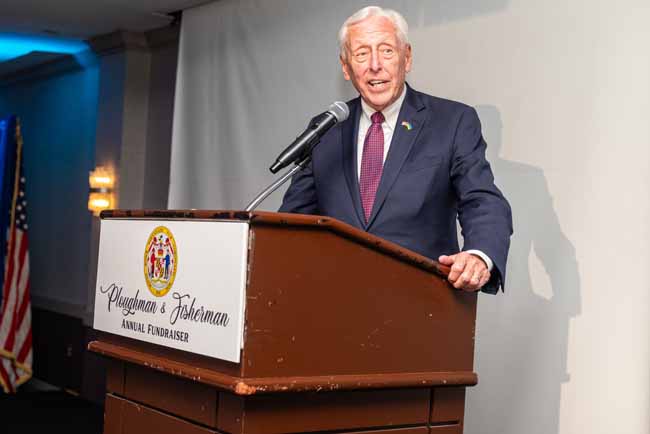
xmin=328 ymin=101 xmax=350 ymax=122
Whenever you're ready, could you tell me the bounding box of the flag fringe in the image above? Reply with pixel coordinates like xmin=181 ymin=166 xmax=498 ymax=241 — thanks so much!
xmin=0 ymin=347 xmax=32 ymax=370
xmin=0 ymin=365 xmax=31 ymax=393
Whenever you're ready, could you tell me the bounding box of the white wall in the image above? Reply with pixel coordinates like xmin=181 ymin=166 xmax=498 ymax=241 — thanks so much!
xmin=410 ymin=3 xmax=649 ymax=433
xmin=171 ymin=1 xmax=650 ymax=433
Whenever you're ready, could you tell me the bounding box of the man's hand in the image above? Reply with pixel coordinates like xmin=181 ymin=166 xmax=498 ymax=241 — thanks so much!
xmin=438 ymin=252 xmax=490 ymax=291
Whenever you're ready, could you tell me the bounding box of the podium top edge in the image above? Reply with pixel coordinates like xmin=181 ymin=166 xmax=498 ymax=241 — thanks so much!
xmin=100 ymin=209 xmax=450 ymax=278
xmin=100 ymin=209 xmax=253 ymax=221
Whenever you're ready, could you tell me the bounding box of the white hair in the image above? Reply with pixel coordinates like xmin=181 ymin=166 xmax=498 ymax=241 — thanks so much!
xmin=338 ymin=6 xmax=410 ymax=58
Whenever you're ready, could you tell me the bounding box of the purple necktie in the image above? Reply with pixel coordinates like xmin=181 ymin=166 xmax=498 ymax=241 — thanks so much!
xmin=359 ymin=111 xmax=385 ymax=222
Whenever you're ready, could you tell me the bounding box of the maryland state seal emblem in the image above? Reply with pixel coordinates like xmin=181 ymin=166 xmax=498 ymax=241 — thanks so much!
xmin=144 ymin=226 xmax=178 ymax=297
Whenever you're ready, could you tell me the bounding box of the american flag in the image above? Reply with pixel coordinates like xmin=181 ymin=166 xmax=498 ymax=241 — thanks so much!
xmin=0 ymin=116 xmax=32 ymax=393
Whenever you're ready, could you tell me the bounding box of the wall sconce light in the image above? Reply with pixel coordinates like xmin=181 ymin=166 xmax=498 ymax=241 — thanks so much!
xmin=88 ymin=166 xmax=115 ymax=216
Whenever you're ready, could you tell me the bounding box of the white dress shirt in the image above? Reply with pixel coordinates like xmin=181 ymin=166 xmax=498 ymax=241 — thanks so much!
xmin=356 ymin=87 xmax=407 ymax=176
xmin=355 ymin=86 xmax=494 ymax=272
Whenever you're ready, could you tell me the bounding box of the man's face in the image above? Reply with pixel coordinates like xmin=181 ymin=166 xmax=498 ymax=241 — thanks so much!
xmin=340 ymin=15 xmax=412 ymax=112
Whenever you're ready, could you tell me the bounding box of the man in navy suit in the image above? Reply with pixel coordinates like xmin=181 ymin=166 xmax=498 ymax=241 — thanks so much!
xmin=280 ymin=6 xmax=512 ymax=293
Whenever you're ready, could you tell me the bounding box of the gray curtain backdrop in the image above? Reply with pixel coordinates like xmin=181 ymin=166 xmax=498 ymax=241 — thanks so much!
xmin=170 ymin=1 xmax=650 ymax=434
xmin=170 ymin=0 xmax=359 ymax=210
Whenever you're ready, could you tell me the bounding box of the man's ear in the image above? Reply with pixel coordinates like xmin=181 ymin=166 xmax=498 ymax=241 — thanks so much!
xmin=404 ymin=44 xmax=413 ymax=73
xmin=340 ymin=55 xmax=351 ymax=81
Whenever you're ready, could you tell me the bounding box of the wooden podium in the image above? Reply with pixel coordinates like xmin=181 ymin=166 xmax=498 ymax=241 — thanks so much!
xmin=89 ymin=210 xmax=478 ymax=434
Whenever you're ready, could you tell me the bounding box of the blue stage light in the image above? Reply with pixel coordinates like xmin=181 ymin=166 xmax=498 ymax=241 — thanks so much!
xmin=0 ymin=33 xmax=89 ymax=63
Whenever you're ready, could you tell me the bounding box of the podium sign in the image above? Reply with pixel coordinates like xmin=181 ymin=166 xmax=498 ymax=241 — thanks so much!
xmin=93 ymin=218 xmax=248 ymax=362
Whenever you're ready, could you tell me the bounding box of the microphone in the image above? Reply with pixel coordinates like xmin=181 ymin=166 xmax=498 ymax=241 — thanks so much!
xmin=269 ymin=101 xmax=349 ymax=173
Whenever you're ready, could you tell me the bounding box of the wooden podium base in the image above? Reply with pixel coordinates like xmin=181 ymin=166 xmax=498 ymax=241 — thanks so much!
xmin=102 ymin=356 xmax=466 ymax=434
xmin=95 ymin=336 xmax=471 ymax=434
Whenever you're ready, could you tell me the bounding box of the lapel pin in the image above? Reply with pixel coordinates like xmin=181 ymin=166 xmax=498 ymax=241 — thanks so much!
xmin=401 ymin=121 xmax=413 ymax=131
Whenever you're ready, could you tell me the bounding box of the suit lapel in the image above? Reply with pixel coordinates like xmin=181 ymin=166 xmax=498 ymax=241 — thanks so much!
xmin=366 ymin=86 xmax=427 ymax=228
xmin=341 ymin=98 xmax=366 ymax=227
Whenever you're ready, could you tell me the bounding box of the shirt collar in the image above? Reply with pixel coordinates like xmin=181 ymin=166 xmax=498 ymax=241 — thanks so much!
xmin=360 ymin=84 xmax=407 ymax=129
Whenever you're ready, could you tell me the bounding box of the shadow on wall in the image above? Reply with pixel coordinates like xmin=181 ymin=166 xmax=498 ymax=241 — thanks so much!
xmin=465 ymin=105 xmax=582 ymax=434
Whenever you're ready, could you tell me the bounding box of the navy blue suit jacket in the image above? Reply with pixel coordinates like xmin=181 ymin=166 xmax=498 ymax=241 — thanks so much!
xmin=279 ymin=85 xmax=512 ymax=293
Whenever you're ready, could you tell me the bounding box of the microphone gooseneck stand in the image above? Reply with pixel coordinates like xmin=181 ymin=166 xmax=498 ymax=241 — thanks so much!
xmin=244 ymin=154 xmax=311 ymax=212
